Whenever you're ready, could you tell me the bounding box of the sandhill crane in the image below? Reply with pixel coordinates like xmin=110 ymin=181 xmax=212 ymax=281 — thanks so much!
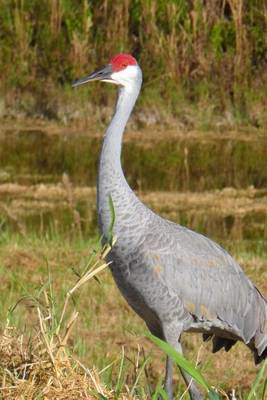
xmin=73 ymin=54 xmax=267 ymax=400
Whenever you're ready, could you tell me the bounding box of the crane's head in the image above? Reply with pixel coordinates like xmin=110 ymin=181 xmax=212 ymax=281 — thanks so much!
xmin=72 ymin=54 xmax=142 ymax=90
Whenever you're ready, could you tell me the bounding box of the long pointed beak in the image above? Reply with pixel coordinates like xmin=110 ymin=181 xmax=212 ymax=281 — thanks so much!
xmin=72 ymin=64 xmax=113 ymax=87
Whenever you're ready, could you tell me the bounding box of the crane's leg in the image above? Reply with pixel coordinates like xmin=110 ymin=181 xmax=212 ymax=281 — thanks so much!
xmin=164 ymin=355 xmax=173 ymax=399
xmin=176 ymin=341 xmax=203 ymax=400
xmin=163 ymin=325 xmax=203 ymax=400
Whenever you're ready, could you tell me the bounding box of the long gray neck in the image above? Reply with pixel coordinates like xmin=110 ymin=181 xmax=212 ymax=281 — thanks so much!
xmin=97 ymin=81 xmax=142 ymax=238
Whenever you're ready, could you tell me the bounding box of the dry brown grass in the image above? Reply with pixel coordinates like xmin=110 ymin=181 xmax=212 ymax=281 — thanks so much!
xmin=1 ymin=181 xmax=267 ymax=242
xmin=0 ymin=230 xmax=266 ymax=399
xmin=0 ymin=240 xmax=118 ymax=400
xmin=0 ymin=162 xmax=266 ymax=398
xmin=0 ymin=322 xmax=109 ymax=400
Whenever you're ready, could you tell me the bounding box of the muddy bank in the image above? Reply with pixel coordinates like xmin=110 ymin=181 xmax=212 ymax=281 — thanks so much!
xmin=0 ymin=127 xmax=267 ymax=191
xmin=1 ymin=182 xmax=266 ymax=241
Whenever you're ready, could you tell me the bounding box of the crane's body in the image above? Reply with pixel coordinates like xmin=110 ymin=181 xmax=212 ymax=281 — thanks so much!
xmin=73 ymin=54 xmax=267 ymax=400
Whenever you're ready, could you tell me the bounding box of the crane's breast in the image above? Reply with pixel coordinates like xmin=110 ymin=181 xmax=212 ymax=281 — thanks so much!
xmin=108 ymin=241 xmax=193 ymax=335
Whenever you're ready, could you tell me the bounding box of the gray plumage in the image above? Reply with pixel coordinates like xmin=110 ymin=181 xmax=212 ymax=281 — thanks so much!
xmin=73 ymin=54 xmax=267 ymax=400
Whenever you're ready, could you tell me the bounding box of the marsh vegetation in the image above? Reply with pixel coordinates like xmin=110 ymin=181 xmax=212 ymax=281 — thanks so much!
xmin=0 ymin=1 xmax=267 ymax=398
xmin=0 ymin=0 xmax=267 ymax=129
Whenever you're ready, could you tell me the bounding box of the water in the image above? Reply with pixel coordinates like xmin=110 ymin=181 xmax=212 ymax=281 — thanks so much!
xmin=1 ymin=127 xmax=267 ymax=190
xmin=0 ymin=126 xmax=267 ymax=239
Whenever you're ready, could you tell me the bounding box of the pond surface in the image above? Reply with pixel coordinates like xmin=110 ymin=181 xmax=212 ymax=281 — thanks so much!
xmin=1 ymin=127 xmax=267 ymax=191
xmin=0 ymin=124 xmax=267 ymax=240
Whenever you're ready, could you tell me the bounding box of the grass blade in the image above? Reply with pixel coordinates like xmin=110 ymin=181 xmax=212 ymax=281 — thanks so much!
xmin=107 ymin=194 xmax=115 ymax=246
xmin=115 ymin=346 xmax=125 ymax=396
xmin=152 ymin=384 xmax=168 ymax=400
xmin=148 ymin=333 xmax=221 ymax=399
xmin=247 ymin=358 xmax=267 ymax=400
xmin=130 ymin=355 xmax=151 ymax=397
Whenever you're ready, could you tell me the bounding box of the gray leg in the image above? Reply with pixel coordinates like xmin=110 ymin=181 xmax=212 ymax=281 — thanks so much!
xmin=164 ymin=356 xmax=173 ymax=399
xmin=163 ymin=325 xmax=203 ymax=400
xmin=176 ymin=341 xmax=203 ymax=400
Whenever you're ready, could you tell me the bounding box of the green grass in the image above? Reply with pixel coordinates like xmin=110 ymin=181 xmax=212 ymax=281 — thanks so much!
xmin=0 ymin=227 xmax=266 ymax=398
xmin=150 ymin=334 xmax=267 ymax=400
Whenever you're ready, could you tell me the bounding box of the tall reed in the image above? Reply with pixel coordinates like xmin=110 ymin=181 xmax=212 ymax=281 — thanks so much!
xmin=0 ymin=0 xmax=266 ymax=122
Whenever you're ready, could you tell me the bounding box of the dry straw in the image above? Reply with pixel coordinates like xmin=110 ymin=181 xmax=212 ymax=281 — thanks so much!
xmin=0 ymin=239 xmax=116 ymax=399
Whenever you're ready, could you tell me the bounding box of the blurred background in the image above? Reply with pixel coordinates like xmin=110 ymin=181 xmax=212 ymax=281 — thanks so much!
xmin=0 ymin=1 xmax=266 ymax=398
xmin=1 ymin=0 xmax=267 ymax=126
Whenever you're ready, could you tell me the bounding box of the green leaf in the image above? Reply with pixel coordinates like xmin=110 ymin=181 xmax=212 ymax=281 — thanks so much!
xmin=107 ymin=194 xmax=115 ymax=246
xmin=152 ymin=383 xmax=168 ymax=400
xmin=247 ymin=358 xmax=267 ymax=400
xmin=208 ymin=390 xmax=221 ymax=400
xmin=148 ymin=333 xmax=221 ymax=399
xmin=97 ymin=394 xmax=108 ymax=400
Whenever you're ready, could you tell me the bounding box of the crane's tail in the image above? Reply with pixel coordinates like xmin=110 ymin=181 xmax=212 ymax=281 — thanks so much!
xmin=254 ymin=334 xmax=267 ymax=364
xmin=253 ymin=296 xmax=267 ymax=364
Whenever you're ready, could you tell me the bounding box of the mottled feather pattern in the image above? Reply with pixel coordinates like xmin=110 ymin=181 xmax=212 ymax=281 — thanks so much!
xmin=100 ymin=164 xmax=266 ymax=355
xmin=98 ymin=102 xmax=267 ymax=355
xmin=90 ymin=54 xmax=267 ymax=399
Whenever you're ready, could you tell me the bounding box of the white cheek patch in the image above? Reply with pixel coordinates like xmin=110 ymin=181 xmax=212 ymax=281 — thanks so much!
xmin=111 ymin=66 xmax=140 ymax=86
